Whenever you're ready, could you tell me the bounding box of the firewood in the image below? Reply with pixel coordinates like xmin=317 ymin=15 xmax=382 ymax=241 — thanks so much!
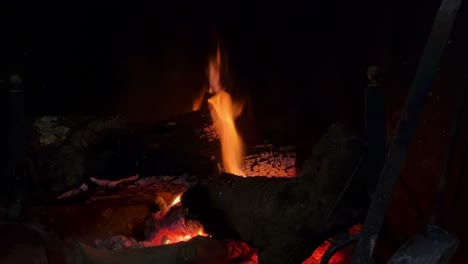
xmin=67 ymin=236 xmax=256 ymax=264
xmin=181 ymin=123 xmax=369 ymax=264
xmin=66 ymin=237 xmax=226 ymax=264
xmin=44 ymin=110 xmax=219 ymax=194
xmin=242 ymin=144 xmax=296 ymax=177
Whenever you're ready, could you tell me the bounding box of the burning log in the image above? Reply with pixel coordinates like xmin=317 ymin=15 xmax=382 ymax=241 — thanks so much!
xmin=68 ymin=236 xmax=256 ymax=264
xmin=181 ymin=123 xmax=369 ymax=264
xmin=143 ymin=204 xmax=205 ymax=246
xmin=242 ymin=144 xmax=296 ymax=177
xmin=73 ymin=237 xmax=226 ymax=264
xmin=83 ymin=196 xmax=257 ymax=263
xmin=39 ymin=110 xmax=220 ymax=195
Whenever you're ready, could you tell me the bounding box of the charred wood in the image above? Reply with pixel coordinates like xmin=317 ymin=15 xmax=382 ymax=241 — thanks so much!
xmin=33 ymin=110 xmax=219 ymax=194
xmin=181 ymin=123 xmax=369 ymax=264
xmin=242 ymin=144 xmax=296 ymax=177
xmin=67 ymin=236 xmax=256 ymax=264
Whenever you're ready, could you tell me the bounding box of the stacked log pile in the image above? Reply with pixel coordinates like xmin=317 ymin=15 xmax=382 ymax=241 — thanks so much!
xmin=33 ymin=110 xmax=298 ymax=198
xmin=58 ymin=123 xmax=367 ymax=264
xmin=30 ymin=107 xmax=370 ymax=264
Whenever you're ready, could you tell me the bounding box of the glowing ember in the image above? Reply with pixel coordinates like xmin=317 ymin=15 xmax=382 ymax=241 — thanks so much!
xmin=303 ymin=224 xmax=362 ymax=264
xmin=302 ymin=240 xmax=348 ymax=264
xmin=242 ymin=145 xmax=297 ymax=177
xmin=162 ymin=230 xmax=207 ymax=245
xmin=170 ymin=194 xmax=181 ymax=207
xmin=147 ymin=205 xmax=208 ymax=246
xmin=147 ymin=195 xmax=209 ymax=246
xmin=155 ymin=226 xmax=207 ymax=245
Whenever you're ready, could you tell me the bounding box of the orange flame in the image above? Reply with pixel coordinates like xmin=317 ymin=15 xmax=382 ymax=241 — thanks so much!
xmin=192 ymin=88 xmax=206 ymax=111
xmin=159 ymin=224 xmax=208 ymax=245
xmin=204 ymin=46 xmax=245 ymax=176
xmin=170 ymin=195 xmax=182 ymax=207
xmin=208 ymin=91 xmax=245 ymax=176
xmin=208 ymin=48 xmax=223 ymax=94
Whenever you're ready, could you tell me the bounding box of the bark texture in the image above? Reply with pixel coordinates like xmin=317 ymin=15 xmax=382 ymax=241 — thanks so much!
xmin=67 ymin=237 xmax=227 ymax=264
xmin=181 ymin=123 xmax=369 ymax=264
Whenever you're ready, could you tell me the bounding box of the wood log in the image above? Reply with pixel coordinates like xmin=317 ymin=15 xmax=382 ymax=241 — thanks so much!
xmin=42 ymin=110 xmax=219 ymax=194
xmin=181 ymin=123 xmax=369 ymax=264
xmin=69 ymin=237 xmax=226 ymax=264
xmin=242 ymin=144 xmax=296 ymax=177
xmin=66 ymin=236 xmax=256 ymax=264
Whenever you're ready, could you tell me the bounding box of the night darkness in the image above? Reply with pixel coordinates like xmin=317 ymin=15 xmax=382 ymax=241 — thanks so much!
xmin=1 ymin=0 xmax=437 ymax=117
xmin=1 ymin=0 xmax=443 ymax=146
xmin=3 ymin=0 xmax=468 ymax=262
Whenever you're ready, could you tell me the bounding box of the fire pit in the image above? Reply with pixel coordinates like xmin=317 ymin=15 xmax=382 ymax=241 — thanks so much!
xmin=5 ymin=44 xmax=370 ymax=264
xmin=39 ymin=116 xmax=367 ymax=264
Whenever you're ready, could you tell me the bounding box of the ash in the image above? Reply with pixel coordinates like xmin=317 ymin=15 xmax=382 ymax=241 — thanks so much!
xmin=94 ymin=235 xmax=152 ymax=251
xmin=243 ymin=144 xmax=296 ymax=177
xmin=94 ymin=205 xmax=203 ymax=251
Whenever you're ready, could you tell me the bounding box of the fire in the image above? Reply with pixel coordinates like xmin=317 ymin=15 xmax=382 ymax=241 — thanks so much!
xmin=195 ymin=46 xmax=245 ymax=176
xmin=152 ymin=194 xmax=210 ymax=245
xmin=208 ymin=92 xmax=245 ymax=176
xmin=159 ymin=229 xmax=207 ymax=245
xmin=163 ymin=235 xmax=193 ymax=245
xmin=192 ymin=88 xmax=205 ymax=111
xmin=170 ymin=195 xmax=181 ymax=207
xmin=150 ymin=203 xmax=208 ymax=246
xmin=208 ymin=48 xmax=223 ymax=94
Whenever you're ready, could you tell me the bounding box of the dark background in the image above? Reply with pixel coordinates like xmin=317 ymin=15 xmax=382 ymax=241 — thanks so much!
xmin=0 ymin=0 xmax=442 ymax=157
xmin=3 ymin=0 xmax=468 ymax=262
xmin=0 ymin=0 xmax=439 ymax=122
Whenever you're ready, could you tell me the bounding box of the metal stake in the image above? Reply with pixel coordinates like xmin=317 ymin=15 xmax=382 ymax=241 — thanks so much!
xmin=351 ymin=0 xmax=463 ymax=262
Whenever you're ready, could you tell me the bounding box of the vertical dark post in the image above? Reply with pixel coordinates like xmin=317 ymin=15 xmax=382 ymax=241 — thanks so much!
xmin=6 ymin=74 xmax=26 ymax=219
xmin=0 ymin=79 xmax=8 ymax=199
xmin=364 ymin=65 xmax=387 ymax=195
xmin=351 ymin=0 xmax=462 ymax=262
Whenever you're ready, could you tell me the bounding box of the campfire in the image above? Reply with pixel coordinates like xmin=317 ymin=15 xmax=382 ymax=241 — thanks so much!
xmin=87 ymin=45 xmax=301 ymax=256
xmin=4 ymin=0 xmax=466 ymax=262
xmin=25 ymin=43 xmax=369 ymax=264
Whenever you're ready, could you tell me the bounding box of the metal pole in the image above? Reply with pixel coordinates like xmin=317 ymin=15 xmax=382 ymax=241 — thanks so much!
xmin=351 ymin=0 xmax=463 ymax=262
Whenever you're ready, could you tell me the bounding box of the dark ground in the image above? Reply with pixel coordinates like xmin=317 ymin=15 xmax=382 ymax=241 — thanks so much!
xmin=2 ymin=0 xmax=468 ymax=262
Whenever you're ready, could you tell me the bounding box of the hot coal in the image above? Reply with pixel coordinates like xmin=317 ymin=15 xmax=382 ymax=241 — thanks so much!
xmin=76 ymin=236 xmax=258 ymax=264
xmin=242 ymin=144 xmax=296 ymax=177
xmin=89 ymin=203 xmax=258 ymax=263
xmin=144 ymin=205 xmax=205 ymax=245
xmin=181 ymin=124 xmax=369 ymax=263
xmin=92 ymin=205 xmax=203 ymax=251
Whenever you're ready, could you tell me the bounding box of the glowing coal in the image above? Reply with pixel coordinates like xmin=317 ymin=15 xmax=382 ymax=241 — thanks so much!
xmin=145 ymin=204 xmax=206 ymax=246
xmin=243 ymin=144 xmax=296 ymax=177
